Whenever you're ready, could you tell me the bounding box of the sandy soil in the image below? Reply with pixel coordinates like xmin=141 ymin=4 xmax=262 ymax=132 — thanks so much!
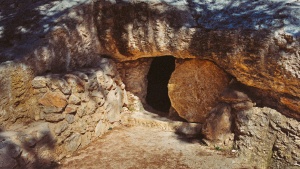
xmin=58 ymin=126 xmax=250 ymax=169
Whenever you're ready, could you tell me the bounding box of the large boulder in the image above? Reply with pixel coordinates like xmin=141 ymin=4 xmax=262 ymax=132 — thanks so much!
xmin=168 ymin=59 xmax=231 ymax=122
xmin=235 ymin=107 xmax=300 ymax=169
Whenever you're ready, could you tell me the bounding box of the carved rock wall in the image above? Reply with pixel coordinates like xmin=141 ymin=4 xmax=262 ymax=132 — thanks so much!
xmin=95 ymin=0 xmax=300 ymax=119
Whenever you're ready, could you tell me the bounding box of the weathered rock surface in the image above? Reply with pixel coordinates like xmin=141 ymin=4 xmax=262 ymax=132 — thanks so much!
xmin=117 ymin=58 xmax=152 ymax=103
xmin=235 ymin=107 xmax=300 ymax=169
xmin=0 ymin=0 xmax=299 ymax=120
xmin=0 ymin=0 xmax=300 ymax=168
xmin=168 ymin=59 xmax=231 ymax=122
xmin=201 ymin=103 xmax=233 ymax=148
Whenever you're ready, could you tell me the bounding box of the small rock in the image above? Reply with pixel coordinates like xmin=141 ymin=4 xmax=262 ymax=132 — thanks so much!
xmin=68 ymin=94 xmax=81 ymax=105
xmin=80 ymin=132 xmax=92 ymax=148
xmin=77 ymin=106 xmax=86 ymax=118
xmin=33 ymin=88 xmax=48 ymax=95
xmin=65 ymin=133 xmax=81 ymax=152
xmin=43 ymin=106 xmax=64 ymax=114
xmin=54 ymin=121 xmax=69 ymax=136
xmin=38 ymin=91 xmax=67 ymax=108
xmin=64 ymin=74 xmax=85 ymax=93
xmin=85 ymin=101 xmax=97 ymax=115
xmin=95 ymin=121 xmax=108 ymax=137
xmin=65 ymin=114 xmax=75 ymax=124
xmin=44 ymin=114 xmax=65 ymax=122
xmin=64 ymin=105 xmax=78 ymax=114
xmin=32 ymin=76 xmax=48 ymax=88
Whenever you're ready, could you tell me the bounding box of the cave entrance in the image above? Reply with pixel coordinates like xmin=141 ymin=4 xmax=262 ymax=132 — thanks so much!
xmin=146 ymin=56 xmax=175 ymax=114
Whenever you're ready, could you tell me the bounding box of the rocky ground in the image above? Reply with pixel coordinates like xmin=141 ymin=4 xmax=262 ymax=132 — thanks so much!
xmin=59 ymin=126 xmax=248 ymax=169
xmin=57 ymin=109 xmax=249 ymax=169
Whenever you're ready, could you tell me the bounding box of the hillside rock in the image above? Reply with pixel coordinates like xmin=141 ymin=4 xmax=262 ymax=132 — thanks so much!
xmin=235 ymin=107 xmax=300 ymax=169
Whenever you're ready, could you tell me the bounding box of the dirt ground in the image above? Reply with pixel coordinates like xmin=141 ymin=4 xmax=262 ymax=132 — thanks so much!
xmin=58 ymin=126 xmax=250 ymax=169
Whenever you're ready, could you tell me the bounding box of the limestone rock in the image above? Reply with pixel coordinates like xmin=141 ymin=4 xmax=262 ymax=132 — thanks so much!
xmin=201 ymin=103 xmax=233 ymax=148
xmin=54 ymin=121 xmax=69 ymax=136
xmin=117 ymin=58 xmax=152 ymax=103
xmin=31 ymin=76 xmax=48 ymax=88
xmin=65 ymin=114 xmax=75 ymax=124
xmin=38 ymin=91 xmax=67 ymax=108
xmin=168 ymin=59 xmax=231 ymax=122
xmin=64 ymin=105 xmax=78 ymax=114
xmin=44 ymin=113 xmax=65 ymax=122
xmin=65 ymin=133 xmax=81 ymax=153
xmin=68 ymin=94 xmax=81 ymax=105
xmin=95 ymin=121 xmax=108 ymax=137
xmin=235 ymin=107 xmax=300 ymax=169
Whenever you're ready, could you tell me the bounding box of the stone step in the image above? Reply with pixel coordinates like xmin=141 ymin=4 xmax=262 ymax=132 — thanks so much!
xmin=121 ymin=110 xmax=202 ymax=136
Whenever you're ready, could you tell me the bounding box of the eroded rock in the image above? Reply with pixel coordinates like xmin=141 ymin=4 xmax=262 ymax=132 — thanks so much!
xmin=235 ymin=107 xmax=300 ymax=169
xmin=201 ymin=103 xmax=233 ymax=148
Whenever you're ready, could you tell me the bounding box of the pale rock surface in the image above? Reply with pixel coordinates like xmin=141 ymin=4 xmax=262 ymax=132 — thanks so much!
xmin=168 ymin=59 xmax=231 ymax=122
xmin=235 ymin=107 xmax=300 ymax=169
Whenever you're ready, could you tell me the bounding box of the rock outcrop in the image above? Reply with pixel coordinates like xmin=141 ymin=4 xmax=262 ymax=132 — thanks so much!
xmin=0 ymin=0 xmax=300 ymax=168
xmin=235 ymin=107 xmax=300 ymax=169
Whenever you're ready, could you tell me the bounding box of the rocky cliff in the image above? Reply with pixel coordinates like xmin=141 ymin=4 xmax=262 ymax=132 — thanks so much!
xmin=0 ymin=0 xmax=300 ymax=168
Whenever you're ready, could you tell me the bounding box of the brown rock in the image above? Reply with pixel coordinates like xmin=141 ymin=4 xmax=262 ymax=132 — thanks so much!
xmin=220 ymin=88 xmax=251 ymax=103
xmin=168 ymin=59 xmax=231 ymax=122
xmin=280 ymin=97 xmax=300 ymax=113
xmin=64 ymin=105 xmax=78 ymax=114
xmin=44 ymin=114 xmax=65 ymax=122
xmin=38 ymin=91 xmax=67 ymax=108
xmin=64 ymin=74 xmax=85 ymax=93
xmin=201 ymin=103 xmax=233 ymax=146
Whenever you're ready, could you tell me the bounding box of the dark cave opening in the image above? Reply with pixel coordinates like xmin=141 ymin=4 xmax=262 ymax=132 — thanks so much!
xmin=146 ymin=56 xmax=175 ymax=113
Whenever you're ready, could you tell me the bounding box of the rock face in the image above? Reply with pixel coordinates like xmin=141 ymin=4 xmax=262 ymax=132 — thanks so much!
xmin=0 ymin=0 xmax=300 ymax=168
xmin=94 ymin=0 xmax=300 ymax=119
xmin=168 ymin=59 xmax=231 ymax=122
xmin=235 ymin=107 xmax=300 ymax=169
xmin=117 ymin=58 xmax=152 ymax=103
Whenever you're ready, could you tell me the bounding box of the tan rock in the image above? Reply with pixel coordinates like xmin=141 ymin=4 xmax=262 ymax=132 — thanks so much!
xmin=44 ymin=113 xmax=65 ymax=122
xmin=168 ymin=59 xmax=231 ymax=122
xmin=64 ymin=105 xmax=78 ymax=114
xmin=38 ymin=91 xmax=67 ymax=108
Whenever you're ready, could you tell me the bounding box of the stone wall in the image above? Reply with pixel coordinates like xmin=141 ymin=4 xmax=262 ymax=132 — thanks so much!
xmin=0 ymin=59 xmax=127 ymax=168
